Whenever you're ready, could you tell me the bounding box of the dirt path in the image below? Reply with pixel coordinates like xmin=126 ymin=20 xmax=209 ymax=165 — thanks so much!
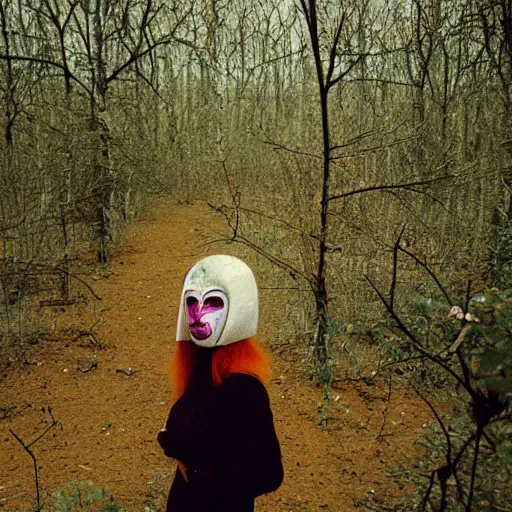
xmin=0 ymin=200 xmax=432 ymax=511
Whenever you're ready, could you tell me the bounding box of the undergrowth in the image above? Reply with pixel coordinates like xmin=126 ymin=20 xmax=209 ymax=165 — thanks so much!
xmin=365 ymin=282 xmax=512 ymax=511
xmin=30 ymin=481 xmax=120 ymax=512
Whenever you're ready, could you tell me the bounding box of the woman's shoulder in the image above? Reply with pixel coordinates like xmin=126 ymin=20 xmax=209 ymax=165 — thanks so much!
xmin=223 ymin=372 xmax=267 ymax=392
xmin=222 ymin=373 xmax=271 ymax=409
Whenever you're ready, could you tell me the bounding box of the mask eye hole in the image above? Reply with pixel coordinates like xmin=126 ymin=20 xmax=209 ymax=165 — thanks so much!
xmin=204 ymin=296 xmax=224 ymax=310
xmin=186 ymin=296 xmax=198 ymax=307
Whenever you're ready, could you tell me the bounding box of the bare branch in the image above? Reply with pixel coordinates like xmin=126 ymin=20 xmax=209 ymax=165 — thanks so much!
xmin=206 ymin=204 xmax=312 ymax=287
xmin=10 ymin=408 xmax=58 ymax=510
xmin=325 ymin=11 xmax=346 ymax=86
xmin=0 ymin=54 xmax=90 ymax=92
xmin=328 ymin=176 xmax=448 ymax=202
xmin=390 ymin=224 xmax=406 ymax=310
xmin=397 ymin=246 xmax=454 ymax=307
xmin=262 ymin=139 xmax=322 ymax=160
xmin=364 ymin=274 xmax=466 ymax=389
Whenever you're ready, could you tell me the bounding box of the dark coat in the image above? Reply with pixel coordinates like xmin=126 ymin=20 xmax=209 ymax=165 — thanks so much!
xmin=157 ymin=348 xmax=283 ymax=512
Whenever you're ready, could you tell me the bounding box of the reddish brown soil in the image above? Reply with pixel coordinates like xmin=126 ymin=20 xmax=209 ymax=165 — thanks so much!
xmin=0 ymin=200 xmax=433 ymax=511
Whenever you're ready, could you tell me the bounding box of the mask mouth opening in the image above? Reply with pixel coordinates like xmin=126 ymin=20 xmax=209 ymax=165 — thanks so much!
xmin=189 ymin=322 xmax=212 ymax=340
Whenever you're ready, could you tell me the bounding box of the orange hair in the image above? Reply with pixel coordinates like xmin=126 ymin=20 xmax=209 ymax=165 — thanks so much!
xmin=169 ymin=338 xmax=271 ymax=402
xmin=169 ymin=340 xmax=198 ymax=402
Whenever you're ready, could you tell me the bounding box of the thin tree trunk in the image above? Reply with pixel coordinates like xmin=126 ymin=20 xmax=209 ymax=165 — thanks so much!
xmin=301 ymin=0 xmax=333 ymax=385
xmin=92 ymin=0 xmax=112 ymax=263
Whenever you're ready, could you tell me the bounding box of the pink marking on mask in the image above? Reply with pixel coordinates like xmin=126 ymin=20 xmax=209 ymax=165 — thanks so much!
xmin=186 ymin=296 xmax=225 ymax=341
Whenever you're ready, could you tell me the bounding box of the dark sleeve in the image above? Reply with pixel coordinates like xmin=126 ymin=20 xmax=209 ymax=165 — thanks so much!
xmin=157 ymin=428 xmax=180 ymax=460
xmin=189 ymin=373 xmax=284 ymax=498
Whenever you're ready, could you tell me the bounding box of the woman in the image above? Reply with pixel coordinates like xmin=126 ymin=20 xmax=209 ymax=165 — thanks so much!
xmin=157 ymin=255 xmax=284 ymax=512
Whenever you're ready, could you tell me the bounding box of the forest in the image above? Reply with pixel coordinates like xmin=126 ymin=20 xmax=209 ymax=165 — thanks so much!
xmin=1 ymin=0 xmax=511 ymax=511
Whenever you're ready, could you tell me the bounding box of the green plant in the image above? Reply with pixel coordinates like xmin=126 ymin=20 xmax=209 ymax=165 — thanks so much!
xmin=366 ymin=229 xmax=511 ymax=511
xmin=48 ymin=481 xmax=120 ymax=512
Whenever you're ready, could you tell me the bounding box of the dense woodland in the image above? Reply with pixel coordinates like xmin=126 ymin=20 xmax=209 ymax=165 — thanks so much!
xmin=1 ymin=0 xmax=512 ymax=510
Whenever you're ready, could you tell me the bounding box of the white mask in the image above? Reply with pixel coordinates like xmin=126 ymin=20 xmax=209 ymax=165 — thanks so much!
xmin=176 ymin=255 xmax=258 ymax=347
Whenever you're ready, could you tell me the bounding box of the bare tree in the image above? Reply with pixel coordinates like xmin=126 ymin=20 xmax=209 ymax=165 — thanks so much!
xmin=478 ymin=0 xmax=512 ymax=219
xmin=0 ymin=0 xmax=195 ymax=262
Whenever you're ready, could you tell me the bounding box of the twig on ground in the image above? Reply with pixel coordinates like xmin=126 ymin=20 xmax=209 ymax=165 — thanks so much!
xmin=375 ymin=371 xmax=393 ymax=441
xmin=9 ymin=407 xmax=58 ymax=510
xmin=116 ymin=367 xmax=139 ymax=376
